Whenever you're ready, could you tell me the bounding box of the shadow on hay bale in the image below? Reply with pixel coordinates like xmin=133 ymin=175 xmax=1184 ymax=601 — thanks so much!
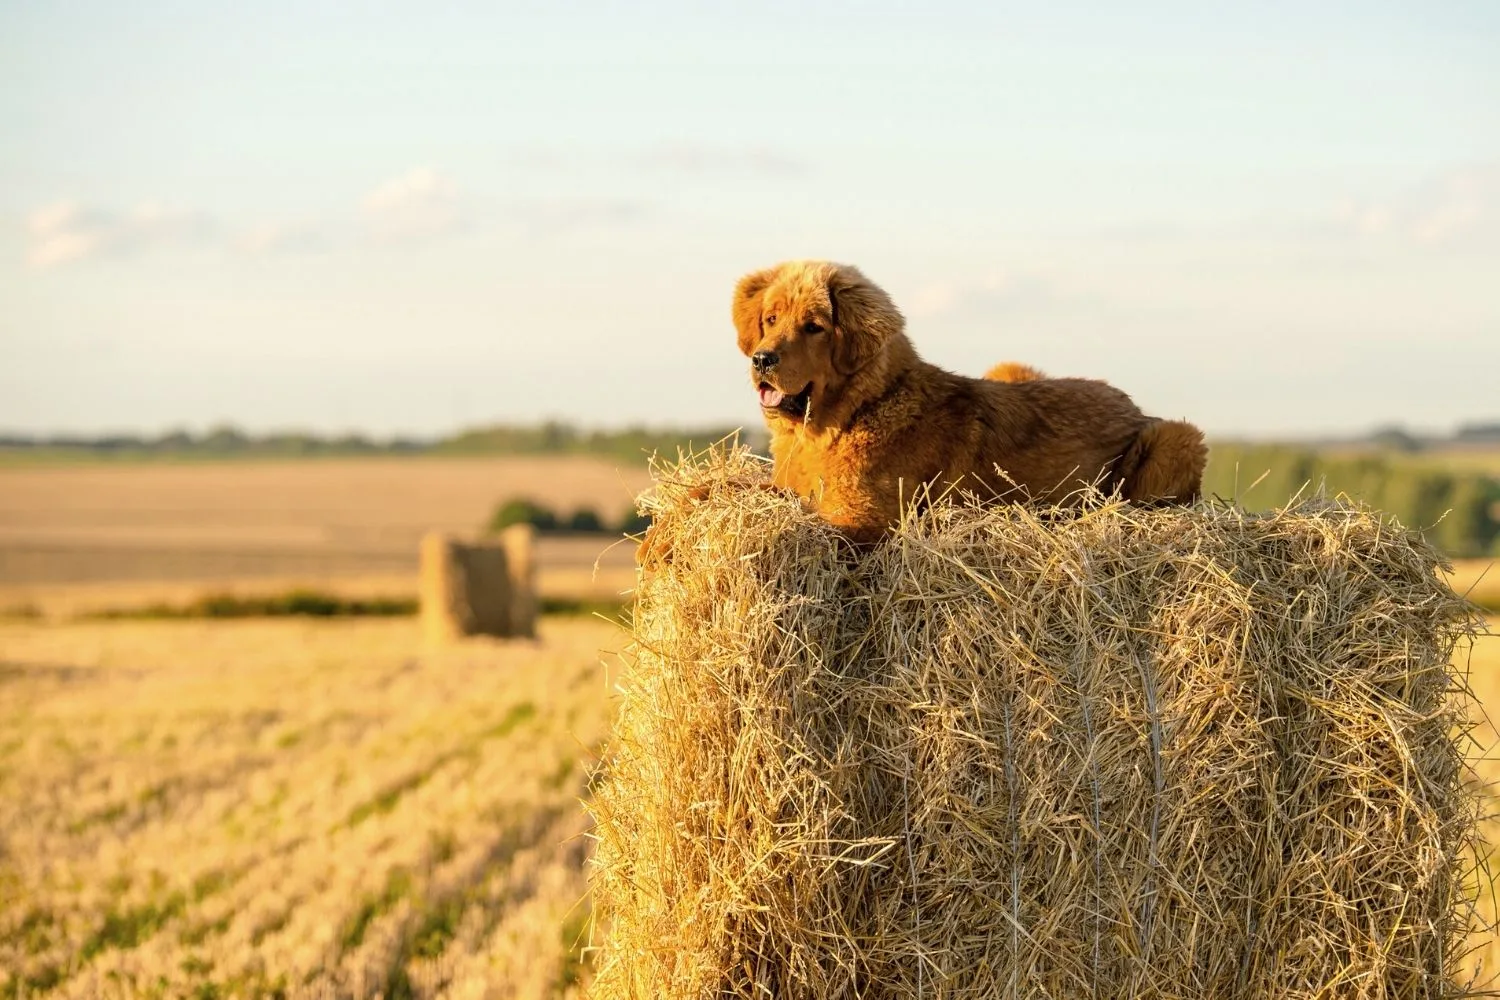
xmin=588 ymin=445 xmax=1489 ymax=1000
xmin=419 ymin=525 xmax=537 ymax=641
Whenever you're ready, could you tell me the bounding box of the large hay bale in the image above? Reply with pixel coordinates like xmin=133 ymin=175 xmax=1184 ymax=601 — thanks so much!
xmin=588 ymin=446 xmax=1485 ymax=999
xmin=419 ymin=532 xmax=516 ymax=641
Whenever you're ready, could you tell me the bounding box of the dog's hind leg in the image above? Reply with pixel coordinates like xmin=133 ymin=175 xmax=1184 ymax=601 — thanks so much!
xmin=1118 ymin=419 xmax=1208 ymax=505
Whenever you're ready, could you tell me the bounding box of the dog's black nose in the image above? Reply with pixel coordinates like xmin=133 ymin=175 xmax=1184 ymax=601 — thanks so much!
xmin=752 ymin=351 xmax=778 ymax=373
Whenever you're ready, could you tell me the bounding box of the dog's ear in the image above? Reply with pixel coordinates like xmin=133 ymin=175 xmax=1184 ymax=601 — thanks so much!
xmin=732 ymin=267 xmax=778 ymax=356
xmin=827 ymin=264 xmax=903 ymax=375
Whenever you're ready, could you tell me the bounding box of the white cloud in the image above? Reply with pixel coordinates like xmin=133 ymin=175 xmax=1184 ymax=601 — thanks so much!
xmin=361 ymin=167 xmax=468 ymax=242
xmin=235 ymin=221 xmax=328 ymax=257
xmin=1336 ymin=162 xmax=1500 ymax=248
xmin=23 ymin=169 xmax=653 ymax=268
xmin=506 ymin=143 xmax=807 ymax=178
xmin=635 ymin=143 xmax=806 ymax=177
xmin=25 ymin=201 xmax=213 ymax=268
xmin=505 ymin=197 xmax=651 ymax=236
xmin=906 ymin=270 xmax=1080 ymax=320
xmin=26 ymin=203 xmax=107 ymax=268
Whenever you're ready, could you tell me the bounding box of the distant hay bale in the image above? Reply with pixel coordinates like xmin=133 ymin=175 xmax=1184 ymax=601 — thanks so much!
xmin=419 ymin=532 xmax=533 ymax=641
xmin=588 ymin=445 xmax=1486 ymax=999
xmin=499 ymin=523 xmax=539 ymax=639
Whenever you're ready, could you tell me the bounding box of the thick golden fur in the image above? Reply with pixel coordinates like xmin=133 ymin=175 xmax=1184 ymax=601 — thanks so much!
xmin=984 ymin=361 xmax=1046 ymax=383
xmin=736 ymin=260 xmax=1207 ymax=542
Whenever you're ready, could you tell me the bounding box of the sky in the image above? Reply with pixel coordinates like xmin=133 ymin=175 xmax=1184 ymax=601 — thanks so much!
xmin=1 ymin=1 xmax=1497 ymax=439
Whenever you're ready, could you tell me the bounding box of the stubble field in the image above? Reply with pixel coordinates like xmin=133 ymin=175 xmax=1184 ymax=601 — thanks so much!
xmin=1463 ymin=624 xmax=1500 ymax=985
xmin=0 ymin=456 xmax=649 ymax=997
xmin=0 ymin=615 xmax=626 ymax=999
xmin=0 ymin=456 xmax=653 ymax=615
xmin=1 ymin=455 xmax=1497 ymax=996
xmin=4 ymin=607 xmax=1497 ymax=998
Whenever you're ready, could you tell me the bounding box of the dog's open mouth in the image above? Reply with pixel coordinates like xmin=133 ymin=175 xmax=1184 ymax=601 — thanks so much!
xmin=758 ymin=382 xmax=813 ymax=419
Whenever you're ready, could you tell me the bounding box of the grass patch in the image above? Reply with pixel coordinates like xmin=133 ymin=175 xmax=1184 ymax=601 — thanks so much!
xmin=16 ymin=906 xmax=57 ymax=955
xmin=341 ymin=706 xmax=538 ymax=833
xmin=340 ymin=868 xmax=414 ymax=953
xmin=9 ymin=963 xmax=63 ymax=997
xmin=179 ymin=913 xmax=232 ymax=946
xmin=410 ymin=895 xmax=465 ymax=960
xmin=343 ymin=772 xmax=431 ymax=829
xmin=428 ymin=829 xmax=458 ymax=866
xmin=540 ymin=596 xmax=627 ymax=619
xmin=81 ymin=891 xmax=187 ymax=959
xmin=85 ymin=590 xmax=417 ymax=621
xmin=547 ymin=756 xmax=576 ymax=791
xmin=180 ymin=954 xmax=214 ymax=977
xmin=0 ymin=603 xmax=43 ymax=621
xmin=482 ymin=701 xmax=537 ymax=741
xmin=557 ymin=907 xmax=593 ymax=991
xmin=191 ymin=867 xmax=236 ymax=902
xmin=377 ymin=815 xmax=560 ymax=998
xmin=69 ymin=800 xmax=129 ymax=833
xmin=138 ymin=779 xmax=177 ymax=809
xmin=249 ymin=907 xmax=292 ymax=947
xmin=77 ymin=590 xmax=625 ymax=621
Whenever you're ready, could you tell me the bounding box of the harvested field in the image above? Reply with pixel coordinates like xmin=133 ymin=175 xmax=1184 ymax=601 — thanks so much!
xmin=2 ymin=613 xmax=1489 ymax=999
xmin=0 ymin=456 xmax=650 ymax=586
xmin=1 ymin=451 xmax=1496 ymax=997
xmin=0 ymin=456 xmax=646 ymax=617
xmin=1466 ymin=626 xmax=1500 ymax=985
xmin=0 ymin=615 xmax=626 ymax=999
xmin=1450 ymin=558 xmax=1500 ymax=612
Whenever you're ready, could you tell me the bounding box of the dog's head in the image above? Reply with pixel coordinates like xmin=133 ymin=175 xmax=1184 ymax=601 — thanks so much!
xmin=731 ymin=260 xmax=905 ymax=427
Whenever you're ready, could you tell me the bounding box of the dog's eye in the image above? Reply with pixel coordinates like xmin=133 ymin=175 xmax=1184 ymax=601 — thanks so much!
xmin=764 ymin=314 xmax=777 ymax=326
xmin=801 ymin=322 xmax=823 ymax=335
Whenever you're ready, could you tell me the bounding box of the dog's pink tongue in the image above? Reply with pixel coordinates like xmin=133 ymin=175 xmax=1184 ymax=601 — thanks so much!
xmin=758 ymin=386 xmax=785 ymax=408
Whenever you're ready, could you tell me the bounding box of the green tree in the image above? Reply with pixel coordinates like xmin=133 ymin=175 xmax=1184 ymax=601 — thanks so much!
xmin=566 ymin=507 xmax=604 ymax=533
xmin=618 ymin=507 xmax=652 ymax=535
xmin=1430 ymin=475 xmax=1500 ymax=558
xmin=1204 ymin=443 xmax=1500 ymax=557
xmin=488 ymin=498 xmax=558 ymax=533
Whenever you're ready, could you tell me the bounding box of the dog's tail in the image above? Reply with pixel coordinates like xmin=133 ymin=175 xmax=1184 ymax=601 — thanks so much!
xmin=1117 ymin=419 xmax=1208 ymax=505
xmin=984 ymin=361 xmax=1046 ymax=383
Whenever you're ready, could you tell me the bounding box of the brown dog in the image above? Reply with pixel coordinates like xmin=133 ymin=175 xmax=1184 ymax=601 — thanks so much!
xmin=736 ymin=260 xmax=1206 ymax=542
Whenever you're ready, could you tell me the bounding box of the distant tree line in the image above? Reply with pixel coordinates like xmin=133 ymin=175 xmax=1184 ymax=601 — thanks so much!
xmin=6 ymin=421 xmax=1497 ymax=556
xmin=1204 ymin=443 xmax=1500 ymax=557
xmin=0 ymin=421 xmax=763 ymax=463
xmin=435 ymin=421 xmax=765 ymax=464
xmin=1361 ymin=421 xmax=1500 ymax=452
xmin=0 ymin=426 xmax=427 ymax=458
xmin=11 ymin=419 xmax=1498 ymax=463
xmin=488 ymin=497 xmax=651 ymax=537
